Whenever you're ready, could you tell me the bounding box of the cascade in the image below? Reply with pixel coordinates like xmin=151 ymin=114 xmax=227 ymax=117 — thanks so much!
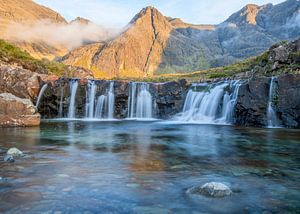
xmin=128 ymin=82 xmax=153 ymax=119
xmin=85 ymin=80 xmax=97 ymax=118
xmin=94 ymin=81 xmax=115 ymax=119
xmin=176 ymin=80 xmax=242 ymax=124
xmin=67 ymin=79 xmax=79 ymax=119
xmin=107 ymin=81 xmax=115 ymax=119
xmin=35 ymin=84 xmax=48 ymax=108
xmin=267 ymin=77 xmax=280 ymax=128
xmin=95 ymin=95 xmax=107 ymax=119
xmin=58 ymin=84 xmax=64 ymax=118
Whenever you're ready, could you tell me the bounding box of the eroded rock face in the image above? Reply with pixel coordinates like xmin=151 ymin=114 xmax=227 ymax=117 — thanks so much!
xmin=38 ymin=79 xmax=189 ymax=119
xmin=277 ymin=74 xmax=300 ymax=127
xmin=235 ymin=77 xmax=270 ymax=127
xmin=0 ymin=93 xmax=40 ymax=127
xmin=155 ymin=80 xmax=189 ymax=118
xmin=0 ymin=66 xmax=41 ymax=100
xmin=235 ymin=74 xmax=300 ymax=128
xmin=36 ymin=74 xmax=300 ymax=128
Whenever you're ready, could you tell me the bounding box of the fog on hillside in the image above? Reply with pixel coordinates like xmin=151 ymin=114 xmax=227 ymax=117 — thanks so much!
xmin=4 ymin=19 xmax=119 ymax=50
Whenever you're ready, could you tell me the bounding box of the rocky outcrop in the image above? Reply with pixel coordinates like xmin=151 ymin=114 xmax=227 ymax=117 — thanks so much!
xmin=276 ymin=74 xmax=300 ymax=127
xmin=235 ymin=74 xmax=300 ymax=128
xmin=235 ymin=77 xmax=270 ymax=127
xmin=38 ymin=78 xmax=189 ymax=119
xmin=0 ymin=93 xmax=40 ymax=127
xmin=0 ymin=66 xmax=41 ymax=100
xmin=35 ymin=73 xmax=300 ymax=129
xmin=155 ymin=80 xmax=189 ymax=118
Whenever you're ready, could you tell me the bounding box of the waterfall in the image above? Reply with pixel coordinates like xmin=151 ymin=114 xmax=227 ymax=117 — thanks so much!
xmin=67 ymin=79 xmax=79 ymax=119
xmin=107 ymin=82 xmax=115 ymax=119
xmin=176 ymin=80 xmax=242 ymax=124
xmin=85 ymin=80 xmax=97 ymax=118
xmin=218 ymin=81 xmax=242 ymax=123
xmin=35 ymin=84 xmax=48 ymax=108
xmin=128 ymin=82 xmax=153 ymax=119
xmin=94 ymin=81 xmax=115 ymax=119
xmin=267 ymin=77 xmax=280 ymax=128
xmin=58 ymin=84 xmax=64 ymax=118
xmin=95 ymin=95 xmax=107 ymax=119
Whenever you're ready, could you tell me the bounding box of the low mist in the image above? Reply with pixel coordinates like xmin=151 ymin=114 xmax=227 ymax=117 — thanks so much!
xmin=4 ymin=19 xmax=119 ymax=50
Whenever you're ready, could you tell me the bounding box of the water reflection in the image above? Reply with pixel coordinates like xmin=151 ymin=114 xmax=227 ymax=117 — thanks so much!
xmin=0 ymin=121 xmax=299 ymax=213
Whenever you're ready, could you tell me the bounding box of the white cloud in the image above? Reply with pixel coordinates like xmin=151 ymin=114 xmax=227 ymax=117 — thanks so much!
xmin=4 ymin=20 xmax=118 ymax=50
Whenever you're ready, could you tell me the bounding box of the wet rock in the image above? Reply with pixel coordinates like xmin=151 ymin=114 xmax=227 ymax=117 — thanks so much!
xmin=187 ymin=182 xmax=232 ymax=198
xmin=235 ymin=77 xmax=269 ymax=127
xmin=0 ymin=93 xmax=40 ymax=127
xmin=39 ymin=78 xmax=189 ymax=119
xmin=7 ymin=147 xmax=23 ymax=157
xmin=276 ymin=74 xmax=300 ymax=128
xmin=235 ymin=74 xmax=300 ymax=128
xmin=4 ymin=154 xmax=15 ymax=163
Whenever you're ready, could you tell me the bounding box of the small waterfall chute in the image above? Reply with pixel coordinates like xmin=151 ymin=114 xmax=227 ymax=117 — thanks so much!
xmin=107 ymin=81 xmax=115 ymax=119
xmin=94 ymin=81 xmax=115 ymax=119
xmin=67 ymin=79 xmax=79 ymax=119
xmin=35 ymin=84 xmax=48 ymax=108
xmin=85 ymin=80 xmax=97 ymax=119
xmin=176 ymin=80 xmax=242 ymax=124
xmin=127 ymin=82 xmax=153 ymax=119
xmin=58 ymin=83 xmax=64 ymax=118
xmin=95 ymin=95 xmax=107 ymax=119
xmin=267 ymin=77 xmax=281 ymax=128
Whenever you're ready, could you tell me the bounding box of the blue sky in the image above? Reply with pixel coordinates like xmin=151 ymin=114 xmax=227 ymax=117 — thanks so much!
xmin=34 ymin=0 xmax=284 ymax=28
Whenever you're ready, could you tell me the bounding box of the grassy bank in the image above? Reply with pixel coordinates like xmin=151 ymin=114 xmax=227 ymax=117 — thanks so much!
xmin=0 ymin=39 xmax=68 ymax=76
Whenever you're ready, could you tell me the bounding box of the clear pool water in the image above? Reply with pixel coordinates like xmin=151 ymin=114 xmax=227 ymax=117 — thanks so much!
xmin=0 ymin=120 xmax=299 ymax=213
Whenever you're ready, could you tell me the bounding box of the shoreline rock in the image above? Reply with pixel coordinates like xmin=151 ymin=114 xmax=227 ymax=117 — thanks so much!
xmin=0 ymin=93 xmax=40 ymax=127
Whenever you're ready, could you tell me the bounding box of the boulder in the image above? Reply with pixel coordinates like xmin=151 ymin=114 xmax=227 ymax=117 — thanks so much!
xmin=0 ymin=66 xmax=41 ymax=100
xmin=0 ymin=93 xmax=40 ymax=127
xmin=187 ymin=182 xmax=232 ymax=198
xmin=7 ymin=147 xmax=23 ymax=157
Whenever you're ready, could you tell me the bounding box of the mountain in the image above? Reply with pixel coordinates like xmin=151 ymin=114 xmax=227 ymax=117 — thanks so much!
xmin=0 ymin=0 xmax=111 ymax=61
xmin=0 ymin=0 xmax=68 ymax=60
xmin=62 ymin=0 xmax=300 ymax=78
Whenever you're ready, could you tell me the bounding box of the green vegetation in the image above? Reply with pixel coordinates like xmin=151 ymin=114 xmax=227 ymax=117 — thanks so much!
xmin=0 ymin=39 xmax=68 ymax=76
xmin=147 ymin=44 xmax=299 ymax=82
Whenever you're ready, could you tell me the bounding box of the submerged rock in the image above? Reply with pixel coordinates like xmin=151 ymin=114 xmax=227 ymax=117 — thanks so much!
xmin=4 ymin=154 xmax=15 ymax=163
xmin=187 ymin=182 xmax=232 ymax=198
xmin=7 ymin=147 xmax=23 ymax=157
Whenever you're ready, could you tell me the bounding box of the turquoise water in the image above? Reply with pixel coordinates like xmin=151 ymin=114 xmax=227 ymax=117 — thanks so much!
xmin=0 ymin=121 xmax=300 ymax=213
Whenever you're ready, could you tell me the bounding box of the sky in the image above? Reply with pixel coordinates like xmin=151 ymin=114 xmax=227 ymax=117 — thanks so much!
xmin=34 ymin=0 xmax=285 ymax=28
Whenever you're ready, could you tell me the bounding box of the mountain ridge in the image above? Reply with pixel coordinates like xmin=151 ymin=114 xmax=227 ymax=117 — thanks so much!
xmin=62 ymin=1 xmax=299 ymax=78
xmin=0 ymin=0 xmax=299 ymax=78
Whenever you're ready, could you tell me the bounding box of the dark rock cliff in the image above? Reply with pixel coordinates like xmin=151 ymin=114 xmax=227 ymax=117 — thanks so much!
xmin=235 ymin=74 xmax=300 ymax=128
xmin=38 ymin=79 xmax=189 ymax=119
